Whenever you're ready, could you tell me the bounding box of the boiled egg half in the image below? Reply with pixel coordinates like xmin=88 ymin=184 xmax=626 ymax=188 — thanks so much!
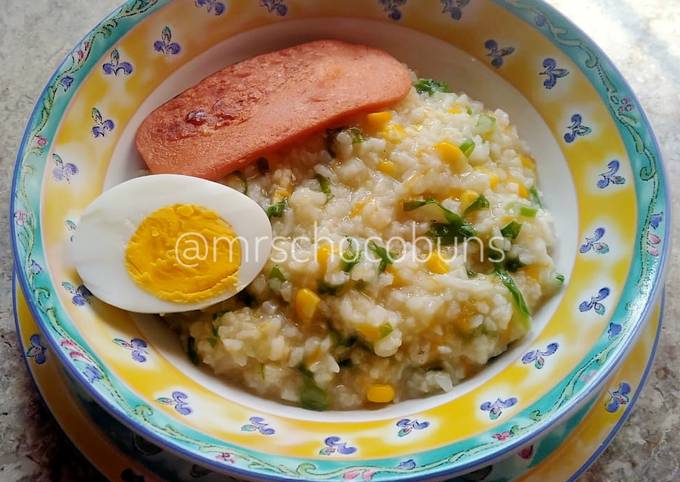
xmin=71 ymin=174 xmax=272 ymax=313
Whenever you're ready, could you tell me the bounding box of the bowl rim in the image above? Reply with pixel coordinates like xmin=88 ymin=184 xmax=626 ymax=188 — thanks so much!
xmin=10 ymin=0 xmax=671 ymax=479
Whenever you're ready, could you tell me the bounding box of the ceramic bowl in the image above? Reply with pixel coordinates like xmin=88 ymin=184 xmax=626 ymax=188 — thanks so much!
xmin=11 ymin=0 xmax=669 ymax=480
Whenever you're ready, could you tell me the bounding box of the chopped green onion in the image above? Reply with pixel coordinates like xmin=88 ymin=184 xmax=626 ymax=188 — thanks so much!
xmin=269 ymin=265 xmax=286 ymax=282
xmin=187 ymin=336 xmax=199 ymax=366
xmin=413 ymin=78 xmax=451 ymax=95
xmin=347 ymin=126 xmax=365 ymax=144
xmin=505 ymin=257 xmax=525 ymax=272
xmin=466 ymin=106 xmax=473 ymax=115
xmin=529 ymin=186 xmax=543 ymax=207
xmin=315 ymin=174 xmax=333 ymax=203
xmin=475 ymin=114 xmax=496 ymax=136
xmin=266 ymin=199 xmax=287 ymax=219
xmin=501 ymin=221 xmax=522 ymax=240
xmin=464 ymin=194 xmax=490 ymax=215
xmin=368 ymin=240 xmax=394 ymax=273
xmin=494 ymin=266 xmax=531 ymax=330
xmin=340 ymin=238 xmax=361 ymax=272
xmin=555 ymin=273 xmax=565 ymax=285
xmin=519 ymin=205 xmax=538 ymax=218
xmin=299 ymin=369 xmax=328 ymax=411
xmin=379 ymin=323 xmax=393 ymax=339
xmin=460 ymin=139 xmax=476 ymax=157
xmin=404 ymin=198 xmax=477 ymax=244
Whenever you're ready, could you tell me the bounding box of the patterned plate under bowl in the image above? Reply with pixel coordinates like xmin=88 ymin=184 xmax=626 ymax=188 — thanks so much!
xmin=14 ymin=277 xmax=664 ymax=482
xmin=10 ymin=0 xmax=669 ymax=480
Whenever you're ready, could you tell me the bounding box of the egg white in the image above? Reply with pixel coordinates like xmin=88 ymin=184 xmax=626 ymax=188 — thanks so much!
xmin=71 ymin=174 xmax=272 ymax=313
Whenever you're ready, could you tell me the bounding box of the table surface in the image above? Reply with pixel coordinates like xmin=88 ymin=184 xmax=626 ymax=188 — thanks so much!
xmin=1 ymin=1 xmax=678 ymax=481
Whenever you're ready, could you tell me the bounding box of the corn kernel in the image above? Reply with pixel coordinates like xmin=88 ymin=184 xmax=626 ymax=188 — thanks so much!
xmin=460 ymin=190 xmax=479 ymax=211
xmin=501 ymin=214 xmax=515 ymax=224
xmin=386 ymin=264 xmax=407 ymax=287
xmin=447 ymin=187 xmax=465 ymax=201
xmin=357 ymin=323 xmax=381 ymax=342
xmin=426 ymin=252 xmax=450 ymax=274
xmin=365 ymin=111 xmax=392 ymax=132
xmin=367 ymin=384 xmax=395 ymax=403
xmin=350 ymin=197 xmax=370 ymax=217
xmin=523 ymin=264 xmax=542 ymax=280
xmin=435 ymin=142 xmax=468 ymax=173
xmin=448 ymin=105 xmax=464 ymax=114
xmin=382 ymin=124 xmax=405 ymax=143
xmin=517 ymin=183 xmax=528 ymax=198
xmin=377 ymin=160 xmax=397 ymax=177
xmin=489 ymin=174 xmax=500 ymax=190
xmin=520 ymin=154 xmax=536 ymax=170
xmin=295 ymin=288 xmax=320 ymax=323
xmin=274 ymin=187 xmax=290 ymax=202
xmin=316 ymin=244 xmax=333 ymax=271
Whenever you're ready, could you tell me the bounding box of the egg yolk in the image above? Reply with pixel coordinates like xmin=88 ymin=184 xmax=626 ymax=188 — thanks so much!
xmin=125 ymin=204 xmax=240 ymax=304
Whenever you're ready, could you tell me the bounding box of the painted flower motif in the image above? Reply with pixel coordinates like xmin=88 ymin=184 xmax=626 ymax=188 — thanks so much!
xmin=521 ymin=342 xmax=559 ymax=369
xmin=92 ymin=108 xmax=115 ymax=138
xmin=563 ymin=113 xmax=592 ymax=143
xmin=605 ymin=382 xmax=631 ymax=412
xmin=597 ymin=160 xmax=625 ymax=189
xmin=216 ymin=452 xmax=235 ymax=463
xmin=518 ymin=445 xmax=534 ymax=460
xmin=484 ymin=39 xmax=515 ymax=68
xmin=113 ymin=337 xmax=149 ymax=363
xmin=157 ymin=390 xmax=192 ymax=415
xmin=83 ymin=364 xmax=104 ymax=383
xmin=52 ymin=153 xmax=78 ymax=183
xmin=28 ymin=259 xmax=42 ymax=275
xmin=440 ymin=0 xmax=469 ymax=20
xmin=580 ymin=227 xmax=609 ymax=254
xmin=154 ymin=26 xmax=181 ymax=55
xmin=60 ymin=75 xmax=74 ymax=91
xmin=618 ymin=96 xmax=634 ymax=115
xmin=65 ymin=219 xmax=77 ymax=241
xmin=379 ymin=0 xmax=407 ymax=21
xmin=647 ymin=212 xmax=663 ymax=256
xmin=579 ymin=369 xmax=598 ymax=383
xmin=534 ymin=12 xmax=547 ymax=26
xmin=195 ymin=0 xmax=226 ymax=15
xmin=608 ymin=322 xmax=622 ymax=339
xmin=241 ymin=416 xmax=275 ymax=435
xmin=397 ymin=459 xmax=417 ymax=470
xmin=34 ymin=135 xmax=48 ymax=149
xmin=120 ymin=468 xmax=145 ymax=482
xmin=260 ymin=0 xmax=288 ymax=16
xmin=14 ymin=210 xmax=30 ymax=226
xmin=61 ymin=281 xmax=92 ymax=305
xmin=579 ymin=287 xmax=610 ymax=315
xmin=539 ymin=58 xmax=569 ymax=89
xmin=395 ymin=418 xmax=430 ymax=437
xmin=343 ymin=468 xmax=376 ymax=480
xmin=319 ymin=436 xmax=357 ymax=456
xmin=102 ymin=49 xmax=133 ymax=76
xmin=480 ymin=397 xmax=517 ymax=420
xmin=25 ymin=334 xmax=47 ymax=364
xmin=492 ymin=424 xmax=519 ymax=441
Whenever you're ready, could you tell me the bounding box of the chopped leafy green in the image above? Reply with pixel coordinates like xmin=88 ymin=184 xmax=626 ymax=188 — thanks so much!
xmin=347 ymin=126 xmax=365 ymax=144
xmin=504 ymin=257 xmax=525 ymax=272
xmin=405 ymin=198 xmax=476 ymax=244
xmin=256 ymin=157 xmax=269 ymax=174
xmin=501 ymin=221 xmax=522 ymax=240
xmin=269 ymin=265 xmax=286 ymax=282
xmin=379 ymin=322 xmax=393 ymax=339
xmin=368 ymin=240 xmax=394 ymax=273
xmin=555 ymin=273 xmax=565 ymax=285
xmin=299 ymin=369 xmax=328 ymax=411
xmin=187 ymin=336 xmax=199 ymax=366
xmin=340 ymin=238 xmax=361 ymax=272
xmin=315 ymin=174 xmax=333 ymax=203
xmin=403 ymin=198 xmax=474 ymax=230
xmin=464 ymin=194 xmax=490 ymax=215
xmin=475 ymin=114 xmax=496 ymax=136
xmin=325 ymin=127 xmax=344 ymax=158
xmin=519 ymin=205 xmax=538 ymax=218
xmin=529 ymin=186 xmax=543 ymax=207
xmin=466 ymin=106 xmax=473 ymax=115
xmin=318 ymin=280 xmax=345 ymax=295
xmin=266 ymin=199 xmax=287 ymax=219
xmin=460 ymin=139 xmax=476 ymax=157
xmin=413 ymin=78 xmax=451 ymax=95
xmin=494 ymin=266 xmax=531 ymax=330
xmin=403 ymin=199 xmax=430 ymax=211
